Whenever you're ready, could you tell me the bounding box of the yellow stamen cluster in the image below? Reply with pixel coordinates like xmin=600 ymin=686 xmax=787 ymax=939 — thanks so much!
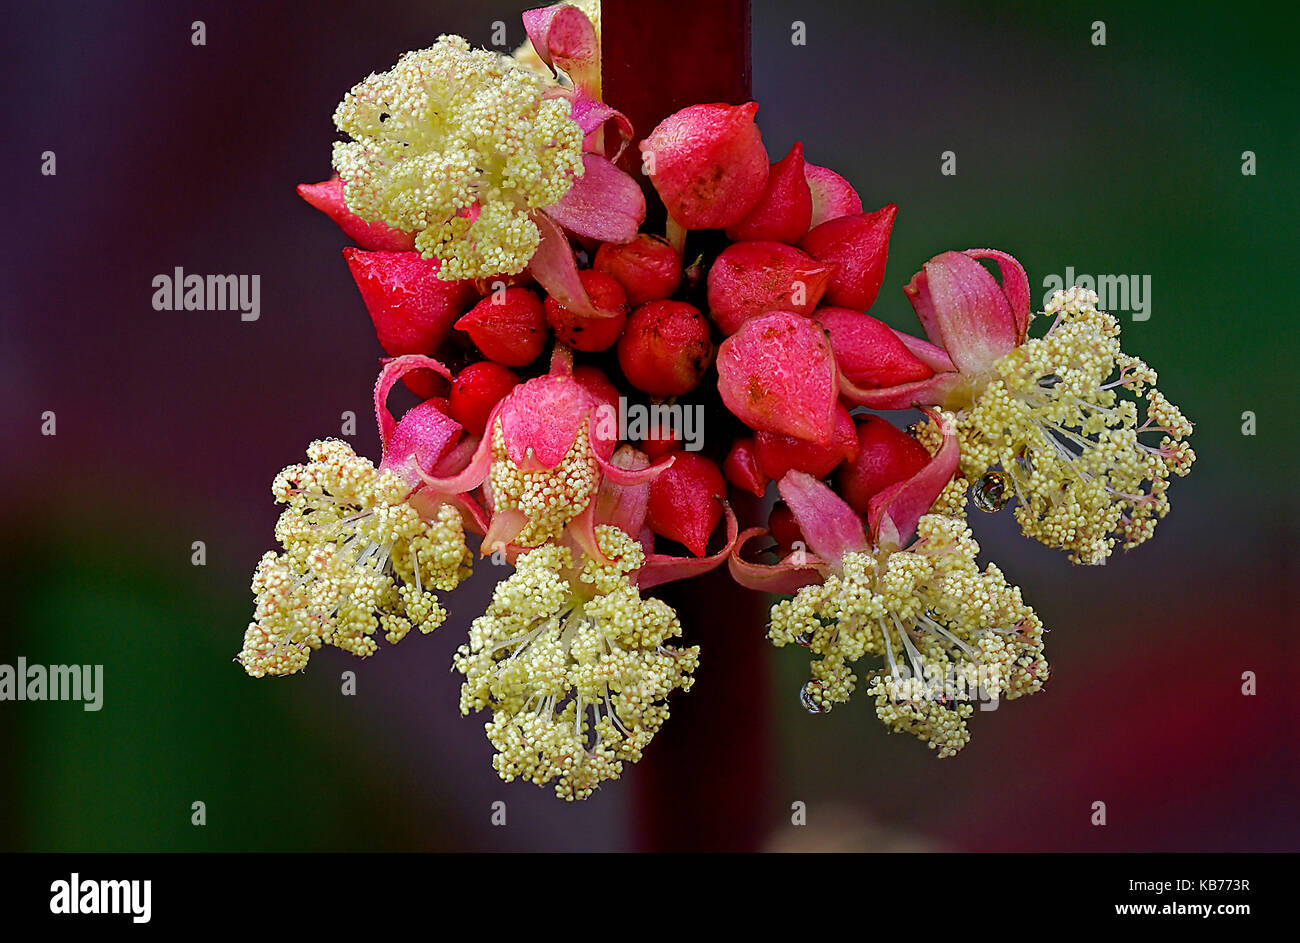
xmin=455 ymin=526 xmax=698 ymax=800
xmin=769 ymin=514 xmax=1048 ymax=757
xmin=488 ymin=420 xmax=601 ymax=547
xmin=236 ymin=440 xmax=472 ymax=678
xmin=949 ymin=286 xmax=1195 ymax=564
xmin=332 ymin=34 xmax=585 ymax=279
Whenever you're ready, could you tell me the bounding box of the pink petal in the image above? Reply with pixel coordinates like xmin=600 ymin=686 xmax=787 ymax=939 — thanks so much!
xmin=565 ymin=90 xmax=634 ymax=161
xmin=593 ymin=445 xmax=652 ymax=536
xmin=527 ymin=211 xmax=607 ymax=319
xmin=965 ymin=248 xmax=1031 ymax=343
xmin=297 ymin=176 xmax=416 ymax=252
xmin=838 ymin=370 xmax=963 ymax=411
xmin=716 ymin=311 xmax=839 ymax=444
xmin=523 ymin=4 xmax=601 ymax=96
xmin=727 ymin=527 xmax=828 ymax=594
xmin=545 ymin=154 xmax=646 ymax=244
xmin=892 ymin=329 xmax=957 ymax=374
xmin=803 ymin=162 xmax=863 ymax=227
xmin=373 ymin=354 xmax=455 ymax=463
xmin=867 ymin=408 xmax=960 ymax=551
xmin=777 ymin=471 xmax=868 ymax=564
xmin=496 ymin=374 xmax=595 ymax=469
xmin=904 ymin=251 xmax=1018 ymax=375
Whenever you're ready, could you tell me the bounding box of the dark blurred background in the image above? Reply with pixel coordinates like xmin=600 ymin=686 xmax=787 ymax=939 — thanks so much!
xmin=1 ymin=0 xmax=1295 ymax=851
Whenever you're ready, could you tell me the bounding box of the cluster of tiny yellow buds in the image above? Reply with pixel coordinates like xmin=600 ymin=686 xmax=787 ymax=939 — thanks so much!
xmin=488 ymin=420 xmax=601 ymax=547
xmin=454 ymin=526 xmax=698 ymax=800
xmin=332 ymin=34 xmax=585 ymax=279
xmin=952 ymin=286 xmax=1195 ymax=564
xmin=236 ymin=440 xmax=472 ymax=679
xmin=769 ymin=513 xmax=1047 ymax=756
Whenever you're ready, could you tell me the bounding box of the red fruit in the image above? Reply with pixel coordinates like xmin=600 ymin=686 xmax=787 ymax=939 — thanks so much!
xmin=835 ymin=415 xmax=932 ymax=513
xmin=725 ymin=142 xmax=813 ymax=244
xmin=640 ymin=102 xmax=769 ymax=230
xmin=544 ymin=269 xmax=628 ymax=352
xmin=449 ymin=362 xmax=519 ymax=437
xmin=814 ymin=307 xmax=934 ymax=387
xmin=638 ymin=418 xmax=683 ymax=458
xmin=800 ymin=204 xmax=898 ymax=310
xmin=706 ymin=241 xmax=834 ymax=335
xmin=593 ymin=234 xmax=682 ymax=306
xmin=455 ymin=288 xmax=547 ymax=367
xmin=767 ymin=502 xmax=806 ymax=558
xmin=755 ymin=402 xmax=859 ymax=480
xmin=646 ymin=453 xmax=726 ymax=557
xmin=617 ymin=300 xmax=714 ymax=397
xmin=298 ymin=176 xmax=416 ymax=252
xmin=723 ymin=437 xmax=768 ymax=497
xmin=803 ymin=163 xmax=863 ymax=228
xmin=572 ymin=365 xmax=621 ymax=414
xmin=344 ymin=248 xmax=476 ymax=398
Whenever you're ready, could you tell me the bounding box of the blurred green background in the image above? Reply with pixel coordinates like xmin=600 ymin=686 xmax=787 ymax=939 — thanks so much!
xmin=2 ymin=0 xmax=1294 ymax=851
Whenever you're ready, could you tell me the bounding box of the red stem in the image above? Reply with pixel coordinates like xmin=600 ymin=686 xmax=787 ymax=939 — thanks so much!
xmin=603 ymin=0 xmax=771 ymax=853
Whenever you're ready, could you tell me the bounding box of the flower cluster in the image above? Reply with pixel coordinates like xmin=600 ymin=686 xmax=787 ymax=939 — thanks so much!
xmin=243 ymin=2 xmax=1197 ymax=796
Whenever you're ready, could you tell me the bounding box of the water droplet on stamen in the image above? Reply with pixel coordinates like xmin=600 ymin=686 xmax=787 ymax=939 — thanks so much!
xmin=1014 ymin=447 xmax=1034 ymax=476
xmin=799 ymin=680 xmax=830 ymax=714
xmin=971 ymin=472 xmax=1011 ymax=512
xmin=794 ymin=632 xmax=813 ymax=647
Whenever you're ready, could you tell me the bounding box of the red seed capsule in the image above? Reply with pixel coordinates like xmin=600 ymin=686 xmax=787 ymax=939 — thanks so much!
xmin=593 ymin=233 xmax=682 ymax=306
xmin=706 ymin=241 xmax=833 ymax=335
xmin=617 ymin=300 xmax=714 ymax=397
xmin=724 ymin=142 xmax=813 ymax=244
xmin=646 ymin=452 xmax=726 ymax=557
xmin=449 ymin=362 xmax=519 ymax=437
xmin=755 ymin=402 xmax=860 ymax=481
xmin=799 ymin=204 xmax=898 ymax=311
xmin=767 ymin=501 xmax=806 ymax=558
xmin=544 ymin=270 xmax=629 ymax=352
xmin=455 ymin=288 xmax=547 ymax=367
xmin=723 ymin=437 xmax=768 ymax=497
xmin=814 ymin=306 xmax=934 ymax=388
xmin=835 ymin=415 xmax=932 ymax=513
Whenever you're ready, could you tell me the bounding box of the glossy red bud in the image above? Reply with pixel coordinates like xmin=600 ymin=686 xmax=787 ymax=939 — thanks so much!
xmin=638 ymin=418 xmax=683 ymax=458
xmin=725 ymin=142 xmax=813 ymax=244
xmin=767 ymin=502 xmax=807 ymax=558
xmin=646 ymin=452 xmax=726 ymax=557
xmin=835 ymin=415 xmax=932 ymax=513
xmin=544 ymin=269 xmax=629 ymax=352
xmin=572 ymin=365 xmax=621 ymax=415
xmin=640 ymin=102 xmax=769 ymax=229
xmin=814 ymin=306 xmax=934 ymax=387
xmin=298 ymin=176 xmax=416 ymax=252
xmin=593 ymin=233 xmax=682 ymax=306
xmin=344 ymin=248 xmax=476 ymax=397
xmin=455 ymin=288 xmax=547 ymax=367
xmin=449 ymin=362 xmax=519 ymax=437
xmin=617 ymin=300 xmax=714 ymax=396
xmin=723 ymin=437 xmax=768 ymax=497
xmin=755 ymin=402 xmax=859 ymax=481
xmin=706 ymin=241 xmax=834 ymax=335
xmin=800 ymin=203 xmax=898 ymax=310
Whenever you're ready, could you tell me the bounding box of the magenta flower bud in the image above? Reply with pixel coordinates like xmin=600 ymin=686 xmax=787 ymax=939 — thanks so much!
xmin=639 ymin=102 xmax=769 ymax=230
xmin=803 ymin=162 xmax=862 ymax=228
xmin=800 ymin=203 xmax=898 ymax=310
xmin=724 ymin=142 xmax=813 ymax=244
xmin=706 ymin=241 xmax=834 ymax=335
xmin=617 ymin=300 xmax=714 ymax=397
xmin=593 ymin=233 xmax=682 ymax=306
xmin=646 ymin=452 xmax=727 ymax=558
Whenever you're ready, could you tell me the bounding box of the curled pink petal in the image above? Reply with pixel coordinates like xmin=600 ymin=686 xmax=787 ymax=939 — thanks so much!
xmin=838 ymin=370 xmax=962 ymax=411
xmin=728 ymin=527 xmax=827 ymax=594
xmin=497 ymin=373 xmax=596 ymax=468
xmin=523 ymin=4 xmax=601 ymax=95
xmin=593 ymin=445 xmax=652 ymax=536
xmin=777 ymin=471 xmax=868 ymax=564
xmin=803 ymin=162 xmax=862 ymax=228
xmin=867 ymin=408 xmax=960 ymax=551
xmin=904 ymin=250 xmax=1018 ymax=375
xmin=545 ymin=153 xmax=646 ymax=244
xmin=566 ymin=90 xmax=634 ymax=161
xmin=965 ymin=248 xmax=1031 ymax=343
xmin=373 ymin=354 xmax=455 ymax=465
xmin=716 ymin=311 xmax=839 ymax=444
xmin=527 ymin=211 xmax=605 ymax=318
xmin=892 ymin=329 xmax=957 ymax=374
xmin=638 ymin=501 xmax=739 ymax=590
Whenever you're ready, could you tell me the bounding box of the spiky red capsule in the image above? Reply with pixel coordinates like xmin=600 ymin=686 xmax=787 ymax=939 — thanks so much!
xmin=800 ymin=203 xmax=898 ymax=310
xmin=706 ymin=241 xmax=834 ymax=335
xmin=725 ymin=142 xmax=813 ymax=244
xmin=646 ymin=452 xmax=726 ymax=557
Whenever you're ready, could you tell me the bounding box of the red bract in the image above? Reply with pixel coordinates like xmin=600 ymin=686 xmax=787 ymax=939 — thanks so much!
xmin=617 ymin=300 xmax=713 ymax=396
xmin=298 ymin=176 xmax=416 ymax=252
xmin=835 ymin=415 xmax=932 ymax=513
xmin=804 ymin=162 xmax=862 ymax=228
xmin=640 ymin=102 xmax=769 ymax=230
xmin=706 ymin=241 xmax=833 ymax=335
xmin=725 ymin=142 xmax=813 ymax=244
xmin=723 ymin=437 xmax=768 ymax=497
xmin=449 ymin=362 xmax=519 ymax=436
xmin=646 ymin=452 xmax=726 ymax=557
xmin=716 ymin=311 xmax=839 ymax=444
xmin=593 ymin=233 xmax=682 ymax=306
xmin=800 ymin=203 xmax=898 ymax=310
xmin=544 ymin=269 xmax=628 ymax=352
xmin=755 ymin=402 xmax=859 ymax=481
xmin=814 ymin=306 xmax=934 ymax=388
xmin=455 ymin=287 xmax=548 ymax=367
xmin=344 ymin=248 xmax=476 ymax=397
